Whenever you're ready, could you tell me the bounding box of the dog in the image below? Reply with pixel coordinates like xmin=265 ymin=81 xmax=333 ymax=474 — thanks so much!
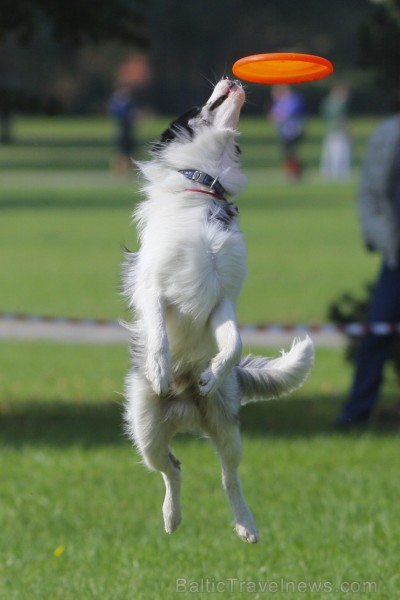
xmin=122 ymin=78 xmax=314 ymax=543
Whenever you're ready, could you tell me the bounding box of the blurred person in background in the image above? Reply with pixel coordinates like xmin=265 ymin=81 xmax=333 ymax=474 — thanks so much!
xmin=320 ymin=84 xmax=351 ymax=181
xmin=336 ymin=111 xmax=400 ymax=427
xmin=108 ymin=84 xmax=137 ymax=174
xmin=269 ymin=84 xmax=306 ymax=180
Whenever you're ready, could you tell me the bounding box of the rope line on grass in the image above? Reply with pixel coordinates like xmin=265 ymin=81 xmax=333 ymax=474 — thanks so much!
xmin=1 ymin=312 xmax=400 ymax=336
xmin=0 ymin=312 xmax=118 ymax=327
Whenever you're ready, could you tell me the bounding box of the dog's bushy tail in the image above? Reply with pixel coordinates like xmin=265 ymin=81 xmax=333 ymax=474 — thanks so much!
xmin=236 ymin=336 xmax=314 ymax=404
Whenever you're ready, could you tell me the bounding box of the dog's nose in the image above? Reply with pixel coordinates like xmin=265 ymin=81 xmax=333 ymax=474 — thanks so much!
xmin=225 ymin=78 xmax=242 ymax=89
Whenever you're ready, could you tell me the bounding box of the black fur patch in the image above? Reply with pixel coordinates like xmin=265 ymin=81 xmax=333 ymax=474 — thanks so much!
xmin=209 ymin=94 xmax=228 ymax=111
xmin=168 ymin=451 xmax=181 ymax=470
xmin=152 ymin=106 xmax=201 ymax=154
xmin=207 ymin=200 xmax=239 ymax=230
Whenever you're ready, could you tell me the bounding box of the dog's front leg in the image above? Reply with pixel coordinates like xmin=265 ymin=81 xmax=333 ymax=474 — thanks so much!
xmin=200 ymin=298 xmax=242 ymax=396
xmin=139 ymin=291 xmax=171 ymax=395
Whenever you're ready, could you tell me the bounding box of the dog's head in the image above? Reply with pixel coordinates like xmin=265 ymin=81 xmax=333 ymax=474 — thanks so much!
xmin=140 ymin=79 xmax=247 ymax=198
xmin=153 ymin=78 xmax=245 ymax=152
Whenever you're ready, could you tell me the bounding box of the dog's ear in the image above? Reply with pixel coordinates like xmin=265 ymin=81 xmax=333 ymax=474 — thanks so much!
xmin=152 ymin=106 xmax=201 ymax=153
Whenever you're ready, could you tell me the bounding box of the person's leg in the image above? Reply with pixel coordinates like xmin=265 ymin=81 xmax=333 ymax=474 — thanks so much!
xmin=337 ymin=264 xmax=400 ymax=425
xmin=283 ymin=139 xmax=302 ymax=179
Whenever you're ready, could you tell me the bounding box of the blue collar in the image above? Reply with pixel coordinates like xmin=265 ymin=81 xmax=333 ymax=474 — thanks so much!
xmin=179 ymin=169 xmax=226 ymax=198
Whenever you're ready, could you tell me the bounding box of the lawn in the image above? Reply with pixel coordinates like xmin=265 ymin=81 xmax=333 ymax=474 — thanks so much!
xmin=1 ymin=115 xmax=399 ymax=599
xmin=1 ymin=342 xmax=399 ymax=599
xmin=0 ymin=115 xmax=380 ymax=322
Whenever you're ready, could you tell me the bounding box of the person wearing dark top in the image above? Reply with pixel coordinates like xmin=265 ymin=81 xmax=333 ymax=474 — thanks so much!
xmin=336 ymin=115 xmax=400 ymax=427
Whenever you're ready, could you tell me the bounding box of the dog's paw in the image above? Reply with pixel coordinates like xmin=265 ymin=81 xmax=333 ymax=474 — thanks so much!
xmin=199 ymin=368 xmax=219 ymax=396
xmin=163 ymin=500 xmax=182 ymax=534
xmin=235 ymin=523 xmax=260 ymax=544
xmin=146 ymin=351 xmax=171 ymax=395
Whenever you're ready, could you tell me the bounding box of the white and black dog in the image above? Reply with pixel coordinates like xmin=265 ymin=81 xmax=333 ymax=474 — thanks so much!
xmin=122 ymin=78 xmax=314 ymax=543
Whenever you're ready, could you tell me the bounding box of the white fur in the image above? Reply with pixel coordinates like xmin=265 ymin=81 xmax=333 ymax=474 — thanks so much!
xmin=123 ymin=80 xmax=314 ymax=543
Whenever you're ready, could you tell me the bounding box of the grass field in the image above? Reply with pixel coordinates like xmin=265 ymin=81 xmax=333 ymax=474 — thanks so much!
xmin=1 ymin=115 xmax=399 ymax=599
xmin=0 ymin=115 xmax=381 ymax=322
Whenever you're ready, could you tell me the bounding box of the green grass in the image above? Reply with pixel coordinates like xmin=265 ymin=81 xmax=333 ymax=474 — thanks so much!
xmin=1 ymin=342 xmax=400 ymax=599
xmin=0 ymin=180 xmax=380 ymax=322
xmin=1 ymin=115 xmax=399 ymax=599
xmin=3 ymin=114 xmax=377 ymax=172
xmin=0 ymin=115 xmax=381 ymax=322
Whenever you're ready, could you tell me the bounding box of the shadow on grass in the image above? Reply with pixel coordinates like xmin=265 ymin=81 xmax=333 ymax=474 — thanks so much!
xmin=1 ymin=395 xmax=398 ymax=448
xmin=0 ymin=400 xmax=128 ymax=449
xmin=241 ymin=396 xmax=339 ymax=437
xmin=240 ymin=394 xmax=400 ymax=438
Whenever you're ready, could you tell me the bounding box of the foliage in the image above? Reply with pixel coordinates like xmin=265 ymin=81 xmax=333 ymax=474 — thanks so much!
xmin=359 ymin=0 xmax=400 ymax=109
xmin=328 ymin=283 xmax=373 ymax=363
xmin=328 ymin=285 xmax=400 ymax=381
xmin=144 ymin=0 xmax=374 ymax=114
xmin=0 ymin=0 xmax=379 ymax=116
xmin=0 ymin=0 xmax=148 ymax=46
xmin=0 ymin=1 xmax=148 ymax=143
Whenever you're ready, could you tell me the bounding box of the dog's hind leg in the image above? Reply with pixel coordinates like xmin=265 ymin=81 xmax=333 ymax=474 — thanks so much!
xmin=140 ymin=428 xmax=182 ymax=534
xmin=161 ymin=450 xmax=182 ymax=535
xmin=136 ymin=291 xmax=171 ymax=396
xmin=125 ymin=379 xmax=181 ymax=534
xmin=207 ymin=417 xmax=259 ymax=544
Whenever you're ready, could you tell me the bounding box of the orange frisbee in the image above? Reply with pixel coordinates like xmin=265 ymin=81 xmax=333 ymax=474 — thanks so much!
xmin=232 ymin=53 xmax=334 ymax=84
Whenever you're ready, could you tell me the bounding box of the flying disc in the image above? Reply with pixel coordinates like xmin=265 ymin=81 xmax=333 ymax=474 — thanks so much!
xmin=232 ymin=53 xmax=334 ymax=84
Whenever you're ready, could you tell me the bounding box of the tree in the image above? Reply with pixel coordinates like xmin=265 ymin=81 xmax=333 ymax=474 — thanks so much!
xmin=0 ymin=0 xmax=148 ymax=46
xmin=359 ymin=0 xmax=400 ymax=109
xmin=143 ymin=0 xmax=373 ymax=115
xmin=0 ymin=0 xmax=148 ymax=143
